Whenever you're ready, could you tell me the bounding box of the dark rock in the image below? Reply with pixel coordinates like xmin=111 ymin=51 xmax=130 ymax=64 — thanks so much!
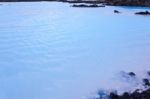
xmin=121 ymin=92 xmax=130 ymax=99
xmin=89 ymin=4 xmax=99 ymax=7
xmin=143 ymin=78 xmax=150 ymax=87
xmin=72 ymin=4 xmax=105 ymax=7
xmin=109 ymin=92 xmax=119 ymax=99
xmin=114 ymin=10 xmax=121 ymax=13
xmin=135 ymin=11 xmax=150 ymax=15
xmin=128 ymin=72 xmax=136 ymax=77
xmin=141 ymin=89 xmax=150 ymax=99
xmin=66 ymin=0 xmax=104 ymax=4
xmin=106 ymin=0 xmax=150 ymax=7
xmin=119 ymin=71 xmax=137 ymax=82
xmin=147 ymin=71 xmax=150 ymax=76
xmin=130 ymin=91 xmax=142 ymax=99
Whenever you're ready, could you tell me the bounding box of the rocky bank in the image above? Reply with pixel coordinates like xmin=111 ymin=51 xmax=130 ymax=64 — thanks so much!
xmin=1 ymin=0 xmax=150 ymax=7
xmin=95 ymin=71 xmax=150 ymax=99
xmin=106 ymin=0 xmax=150 ymax=7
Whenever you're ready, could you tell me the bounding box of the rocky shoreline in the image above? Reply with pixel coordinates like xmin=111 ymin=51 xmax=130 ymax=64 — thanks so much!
xmin=109 ymin=88 xmax=150 ymax=99
xmin=106 ymin=0 xmax=150 ymax=7
xmin=95 ymin=71 xmax=150 ymax=99
xmin=0 ymin=0 xmax=150 ymax=7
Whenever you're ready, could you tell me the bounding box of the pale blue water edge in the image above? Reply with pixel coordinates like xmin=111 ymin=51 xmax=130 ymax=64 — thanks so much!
xmin=0 ymin=2 xmax=150 ymax=99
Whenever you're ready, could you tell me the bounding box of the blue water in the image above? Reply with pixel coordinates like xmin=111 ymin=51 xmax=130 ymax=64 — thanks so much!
xmin=0 ymin=2 xmax=150 ymax=99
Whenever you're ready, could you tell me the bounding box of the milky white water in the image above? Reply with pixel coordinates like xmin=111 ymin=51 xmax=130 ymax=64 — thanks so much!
xmin=0 ymin=2 xmax=150 ymax=99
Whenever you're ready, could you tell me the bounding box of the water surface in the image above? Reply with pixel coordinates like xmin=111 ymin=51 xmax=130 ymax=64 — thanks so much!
xmin=0 ymin=2 xmax=150 ymax=99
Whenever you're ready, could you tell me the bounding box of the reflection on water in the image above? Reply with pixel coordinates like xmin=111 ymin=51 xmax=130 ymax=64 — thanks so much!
xmin=0 ymin=2 xmax=150 ymax=99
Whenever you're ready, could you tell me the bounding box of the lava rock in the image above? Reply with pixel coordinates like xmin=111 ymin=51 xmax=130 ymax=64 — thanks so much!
xmin=130 ymin=91 xmax=142 ymax=99
xmin=143 ymin=78 xmax=150 ymax=87
xmin=135 ymin=11 xmax=150 ymax=15
xmin=72 ymin=4 xmax=105 ymax=7
xmin=121 ymin=92 xmax=130 ymax=99
xmin=128 ymin=72 xmax=136 ymax=77
xmin=106 ymin=0 xmax=150 ymax=7
xmin=109 ymin=92 xmax=119 ymax=99
xmin=147 ymin=71 xmax=150 ymax=76
xmin=114 ymin=10 xmax=121 ymax=13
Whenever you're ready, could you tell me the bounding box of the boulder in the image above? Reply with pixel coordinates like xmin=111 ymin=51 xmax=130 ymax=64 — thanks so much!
xmin=121 ymin=92 xmax=130 ymax=99
xmin=109 ymin=92 xmax=119 ymax=99
xmin=143 ymin=78 xmax=150 ymax=87
xmin=135 ymin=11 xmax=150 ymax=15
xmin=114 ymin=10 xmax=121 ymax=13
xmin=147 ymin=71 xmax=150 ymax=76
xmin=128 ymin=72 xmax=136 ymax=77
xmin=72 ymin=4 xmax=105 ymax=7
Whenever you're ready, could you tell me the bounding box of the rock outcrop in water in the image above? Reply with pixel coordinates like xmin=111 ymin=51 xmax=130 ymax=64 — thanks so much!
xmin=61 ymin=0 xmax=104 ymax=4
xmin=135 ymin=11 xmax=150 ymax=15
xmin=114 ymin=10 xmax=121 ymax=13
xmin=72 ymin=4 xmax=105 ymax=7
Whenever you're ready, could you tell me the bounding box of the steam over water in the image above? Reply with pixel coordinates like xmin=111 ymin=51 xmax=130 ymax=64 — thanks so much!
xmin=0 ymin=2 xmax=150 ymax=99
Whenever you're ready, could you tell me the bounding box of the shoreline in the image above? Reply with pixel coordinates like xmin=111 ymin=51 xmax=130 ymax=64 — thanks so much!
xmin=0 ymin=0 xmax=150 ymax=7
xmin=95 ymin=71 xmax=150 ymax=99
